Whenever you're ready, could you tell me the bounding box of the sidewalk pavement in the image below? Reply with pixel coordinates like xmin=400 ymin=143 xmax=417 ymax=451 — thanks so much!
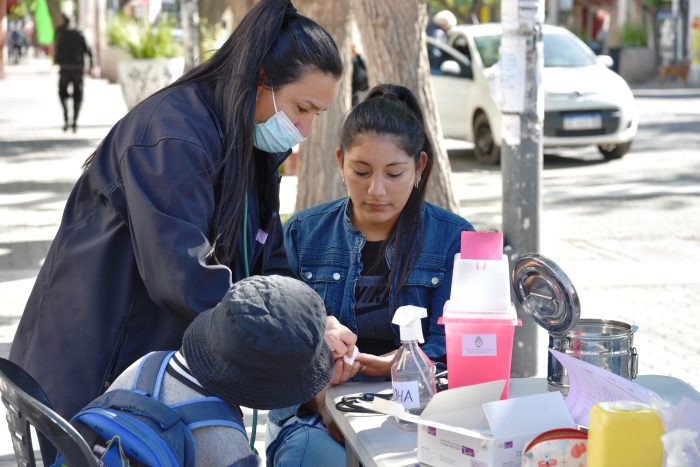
xmin=1 ymin=57 xmax=699 ymax=463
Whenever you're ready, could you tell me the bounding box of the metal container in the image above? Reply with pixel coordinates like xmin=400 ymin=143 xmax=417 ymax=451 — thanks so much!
xmin=512 ymin=254 xmax=639 ymax=390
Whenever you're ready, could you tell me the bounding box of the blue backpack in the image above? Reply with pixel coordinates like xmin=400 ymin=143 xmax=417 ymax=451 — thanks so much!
xmin=54 ymin=351 xmax=257 ymax=466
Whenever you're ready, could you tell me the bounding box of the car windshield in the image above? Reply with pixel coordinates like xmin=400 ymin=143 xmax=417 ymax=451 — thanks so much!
xmin=543 ymin=33 xmax=596 ymax=67
xmin=472 ymin=31 xmax=597 ymax=68
xmin=474 ymin=35 xmax=501 ymax=68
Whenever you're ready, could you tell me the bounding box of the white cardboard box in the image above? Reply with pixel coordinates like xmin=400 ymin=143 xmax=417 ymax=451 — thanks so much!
xmin=372 ymin=380 xmax=576 ymax=467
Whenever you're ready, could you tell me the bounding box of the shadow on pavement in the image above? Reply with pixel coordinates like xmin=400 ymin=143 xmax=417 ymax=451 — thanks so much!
xmin=0 ymin=241 xmax=53 ymax=272
xmin=0 ymin=138 xmax=99 ymax=159
xmin=638 ymin=119 xmax=700 ymax=133
xmin=0 ymin=452 xmax=43 ymax=466
xmin=447 ymin=147 xmax=610 ymax=172
xmin=0 ymin=180 xmax=75 ymax=199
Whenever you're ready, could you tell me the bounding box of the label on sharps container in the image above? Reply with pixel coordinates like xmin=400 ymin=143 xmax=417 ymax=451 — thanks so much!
xmin=462 ymin=334 xmax=497 ymax=356
xmin=393 ymin=380 xmax=421 ymax=410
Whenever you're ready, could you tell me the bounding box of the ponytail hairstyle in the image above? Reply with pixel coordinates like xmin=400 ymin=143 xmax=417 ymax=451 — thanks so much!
xmin=84 ymin=0 xmax=342 ymax=267
xmin=338 ymin=84 xmax=434 ymax=296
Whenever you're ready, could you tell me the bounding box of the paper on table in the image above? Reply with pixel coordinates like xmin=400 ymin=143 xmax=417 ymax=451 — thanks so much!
xmin=550 ymin=349 xmax=660 ymax=427
xmin=669 ymin=396 xmax=700 ymax=433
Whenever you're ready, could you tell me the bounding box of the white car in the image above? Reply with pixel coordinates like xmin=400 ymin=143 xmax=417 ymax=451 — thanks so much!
xmin=428 ymin=23 xmax=638 ymax=164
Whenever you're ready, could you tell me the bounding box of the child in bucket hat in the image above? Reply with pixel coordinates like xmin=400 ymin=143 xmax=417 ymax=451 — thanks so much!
xmin=101 ymin=275 xmax=334 ymax=466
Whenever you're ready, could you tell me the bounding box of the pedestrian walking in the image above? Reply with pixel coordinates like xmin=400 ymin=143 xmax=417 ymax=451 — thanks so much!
xmin=8 ymin=21 xmax=27 ymax=64
xmin=54 ymin=13 xmax=93 ymax=132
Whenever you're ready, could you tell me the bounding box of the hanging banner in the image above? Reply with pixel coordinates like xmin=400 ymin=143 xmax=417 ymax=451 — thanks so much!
xmin=34 ymin=0 xmax=54 ymax=46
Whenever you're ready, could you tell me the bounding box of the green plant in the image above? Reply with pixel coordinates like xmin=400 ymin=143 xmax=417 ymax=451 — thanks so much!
xmin=107 ymin=14 xmax=181 ymax=59
xmin=620 ymin=21 xmax=647 ymax=47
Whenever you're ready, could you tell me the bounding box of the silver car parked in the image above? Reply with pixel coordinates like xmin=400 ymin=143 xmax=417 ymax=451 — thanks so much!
xmin=428 ymin=23 xmax=638 ymax=164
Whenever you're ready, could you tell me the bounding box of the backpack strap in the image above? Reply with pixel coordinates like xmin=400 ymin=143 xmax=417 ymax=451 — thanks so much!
xmin=83 ymin=389 xmax=183 ymax=431
xmin=130 ymin=351 xmax=247 ymax=436
xmin=170 ymin=397 xmax=248 ymax=438
xmin=133 ymin=350 xmax=175 ymax=399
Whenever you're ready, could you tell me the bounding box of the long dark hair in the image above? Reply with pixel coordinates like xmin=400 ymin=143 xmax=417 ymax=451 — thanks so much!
xmin=85 ymin=0 xmax=342 ymax=266
xmin=338 ymin=84 xmax=434 ymax=295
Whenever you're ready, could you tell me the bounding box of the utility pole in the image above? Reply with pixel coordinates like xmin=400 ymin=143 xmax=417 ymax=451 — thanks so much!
xmin=547 ymin=0 xmax=559 ymax=25
xmin=500 ymin=0 xmax=544 ymax=377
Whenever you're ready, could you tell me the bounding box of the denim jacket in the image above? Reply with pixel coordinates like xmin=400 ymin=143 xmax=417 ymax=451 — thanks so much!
xmin=289 ymin=197 xmax=475 ymax=356
xmin=267 ymin=197 xmax=473 ymax=429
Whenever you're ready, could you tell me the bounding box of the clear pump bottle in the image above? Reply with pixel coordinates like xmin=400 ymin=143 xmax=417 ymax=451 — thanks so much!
xmin=390 ymin=305 xmax=437 ymax=431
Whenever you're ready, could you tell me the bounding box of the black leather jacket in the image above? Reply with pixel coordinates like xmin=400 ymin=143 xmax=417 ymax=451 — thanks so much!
xmin=10 ymin=83 xmax=291 ymax=419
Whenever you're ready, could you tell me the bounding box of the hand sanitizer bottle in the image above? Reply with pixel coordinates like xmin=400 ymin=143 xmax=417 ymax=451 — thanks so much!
xmin=390 ymin=305 xmax=437 ymax=431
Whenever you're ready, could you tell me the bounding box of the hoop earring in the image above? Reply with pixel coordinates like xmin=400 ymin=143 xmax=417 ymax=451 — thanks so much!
xmin=414 ymin=175 xmax=421 ymax=189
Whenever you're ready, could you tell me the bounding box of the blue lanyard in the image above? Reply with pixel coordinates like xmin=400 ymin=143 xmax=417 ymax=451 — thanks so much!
xmin=242 ymin=194 xmax=257 ymax=451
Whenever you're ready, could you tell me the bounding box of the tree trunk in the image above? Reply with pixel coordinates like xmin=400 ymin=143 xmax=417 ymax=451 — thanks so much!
xmin=47 ymin=0 xmax=62 ymax=27
xmin=355 ymin=0 xmax=459 ymax=212
xmin=199 ymin=0 xmax=228 ymax=25
xmin=293 ymin=0 xmax=353 ymax=211
xmin=228 ymin=0 xmax=258 ymax=29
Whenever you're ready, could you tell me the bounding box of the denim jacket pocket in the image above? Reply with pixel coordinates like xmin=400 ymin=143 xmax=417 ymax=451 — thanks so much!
xmin=402 ymin=253 xmax=446 ymax=307
xmin=298 ymin=263 xmax=347 ymax=316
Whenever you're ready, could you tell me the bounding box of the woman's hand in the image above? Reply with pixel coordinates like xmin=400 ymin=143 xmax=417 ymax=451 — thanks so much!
xmin=354 ymin=351 xmax=398 ymax=379
xmin=324 ymin=316 xmax=357 ymax=361
xmin=329 ymin=357 xmax=362 ymax=386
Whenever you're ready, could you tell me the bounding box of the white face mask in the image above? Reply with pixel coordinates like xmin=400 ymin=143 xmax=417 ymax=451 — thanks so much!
xmin=253 ymin=85 xmax=306 ymax=153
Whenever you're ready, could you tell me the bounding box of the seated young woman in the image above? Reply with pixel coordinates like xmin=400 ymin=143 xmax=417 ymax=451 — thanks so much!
xmin=265 ymin=84 xmax=475 ymax=466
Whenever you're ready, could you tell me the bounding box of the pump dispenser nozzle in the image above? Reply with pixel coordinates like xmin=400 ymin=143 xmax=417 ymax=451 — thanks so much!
xmin=662 ymin=429 xmax=700 ymax=467
xmin=392 ymin=305 xmax=427 ymax=343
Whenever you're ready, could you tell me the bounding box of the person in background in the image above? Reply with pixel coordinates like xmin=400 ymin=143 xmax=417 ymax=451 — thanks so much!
xmin=351 ymin=42 xmax=369 ymax=106
xmin=98 ymin=275 xmax=334 ymax=466
xmin=432 ymin=9 xmax=457 ymax=38
xmin=53 ymin=13 xmax=93 ymax=132
xmin=265 ymin=84 xmax=474 ymax=466
xmin=10 ymin=1 xmax=342 ymax=457
xmin=426 ymin=10 xmax=457 ymax=71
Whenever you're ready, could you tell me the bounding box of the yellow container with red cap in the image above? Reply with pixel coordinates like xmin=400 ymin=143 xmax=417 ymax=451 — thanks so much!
xmin=587 ymin=400 xmax=664 ymax=467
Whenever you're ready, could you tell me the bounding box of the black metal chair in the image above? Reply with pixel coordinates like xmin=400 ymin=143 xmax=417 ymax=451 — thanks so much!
xmin=0 ymin=358 xmax=96 ymax=466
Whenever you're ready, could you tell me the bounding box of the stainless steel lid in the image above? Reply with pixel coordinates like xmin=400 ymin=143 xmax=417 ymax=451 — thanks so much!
xmin=511 ymin=253 xmax=580 ymax=335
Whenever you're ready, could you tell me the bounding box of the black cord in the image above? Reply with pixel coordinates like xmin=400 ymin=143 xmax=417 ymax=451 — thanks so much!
xmin=335 ymin=366 xmax=450 ymax=414
xmin=335 ymin=392 xmax=393 ymax=414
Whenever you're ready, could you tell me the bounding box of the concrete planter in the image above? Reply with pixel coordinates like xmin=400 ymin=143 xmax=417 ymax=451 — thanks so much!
xmin=117 ymin=57 xmax=185 ymax=110
xmin=100 ymin=46 xmax=131 ymax=84
xmin=617 ymin=47 xmax=656 ymax=83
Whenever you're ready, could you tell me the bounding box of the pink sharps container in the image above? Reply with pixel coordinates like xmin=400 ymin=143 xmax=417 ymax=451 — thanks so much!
xmin=441 ymin=232 xmax=521 ymax=400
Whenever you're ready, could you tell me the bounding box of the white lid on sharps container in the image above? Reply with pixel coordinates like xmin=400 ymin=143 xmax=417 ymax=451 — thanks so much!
xmin=392 ymin=305 xmax=427 ymax=343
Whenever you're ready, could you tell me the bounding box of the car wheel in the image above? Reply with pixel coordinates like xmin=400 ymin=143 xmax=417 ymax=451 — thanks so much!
xmin=473 ymin=113 xmax=500 ymax=165
xmin=598 ymin=141 xmax=632 ymax=160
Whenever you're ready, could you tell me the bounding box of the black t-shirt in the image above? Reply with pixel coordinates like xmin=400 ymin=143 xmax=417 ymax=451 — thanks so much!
xmin=54 ymin=27 xmax=92 ymax=69
xmin=354 ymin=241 xmax=397 ymax=356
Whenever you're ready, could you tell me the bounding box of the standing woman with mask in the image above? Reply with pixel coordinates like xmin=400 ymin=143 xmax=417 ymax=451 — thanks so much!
xmin=10 ymin=0 xmax=342 ymax=426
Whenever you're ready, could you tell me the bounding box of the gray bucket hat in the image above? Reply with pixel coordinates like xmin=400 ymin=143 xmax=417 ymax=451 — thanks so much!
xmin=183 ymin=275 xmax=333 ymax=410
